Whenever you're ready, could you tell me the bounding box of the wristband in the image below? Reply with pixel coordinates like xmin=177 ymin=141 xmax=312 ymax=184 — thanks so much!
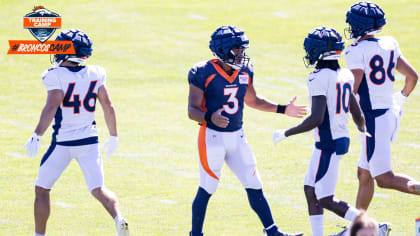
xmin=401 ymin=91 xmax=408 ymax=97
xmin=204 ymin=111 xmax=212 ymax=123
xmin=276 ymin=104 xmax=286 ymax=114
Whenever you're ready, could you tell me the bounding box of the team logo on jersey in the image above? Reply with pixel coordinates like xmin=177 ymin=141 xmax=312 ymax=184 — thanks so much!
xmin=239 ymin=74 xmax=249 ymax=84
xmin=23 ymin=6 xmax=61 ymax=43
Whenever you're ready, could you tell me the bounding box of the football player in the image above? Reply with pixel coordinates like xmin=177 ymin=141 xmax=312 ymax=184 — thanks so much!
xmin=272 ymin=26 xmax=374 ymax=236
xmin=344 ymin=1 xmax=420 ymax=213
xmin=24 ymin=29 xmax=129 ymax=236
xmin=187 ymin=25 xmax=306 ymax=236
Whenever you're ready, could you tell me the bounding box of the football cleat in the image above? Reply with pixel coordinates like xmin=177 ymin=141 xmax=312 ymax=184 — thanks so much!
xmin=116 ymin=218 xmax=130 ymax=236
xmin=209 ymin=25 xmax=250 ymax=70
xmin=378 ymin=222 xmax=391 ymax=236
xmin=303 ymin=26 xmax=344 ymax=68
xmin=328 ymin=228 xmax=347 ymax=236
xmin=345 ymin=1 xmax=386 ymax=41
xmin=263 ymin=229 xmax=303 ymax=236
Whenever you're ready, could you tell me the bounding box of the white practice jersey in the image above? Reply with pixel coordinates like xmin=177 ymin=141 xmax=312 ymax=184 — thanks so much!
xmin=307 ymin=68 xmax=355 ymax=142
xmin=41 ymin=65 xmax=106 ymax=142
xmin=344 ymin=36 xmax=402 ymax=111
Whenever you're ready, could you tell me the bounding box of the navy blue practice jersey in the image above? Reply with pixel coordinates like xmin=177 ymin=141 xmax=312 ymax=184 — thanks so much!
xmin=188 ymin=59 xmax=254 ymax=132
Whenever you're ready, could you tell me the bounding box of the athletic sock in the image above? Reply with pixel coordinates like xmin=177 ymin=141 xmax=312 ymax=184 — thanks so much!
xmin=191 ymin=187 xmax=211 ymax=235
xmin=245 ymin=188 xmax=275 ymax=229
xmin=309 ymin=214 xmax=324 ymax=236
xmin=114 ymin=214 xmax=123 ymax=225
xmin=264 ymin=223 xmax=279 ymax=235
xmin=344 ymin=207 xmax=361 ymax=222
xmin=35 ymin=233 xmax=45 ymax=236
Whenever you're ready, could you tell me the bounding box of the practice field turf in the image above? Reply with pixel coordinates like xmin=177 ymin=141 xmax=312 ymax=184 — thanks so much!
xmin=0 ymin=0 xmax=419 ymax=235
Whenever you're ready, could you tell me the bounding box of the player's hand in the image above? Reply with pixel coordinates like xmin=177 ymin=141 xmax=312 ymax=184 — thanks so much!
xmin=24 ymin=133 xmax=41 ymax=157
xmin=211 ymin=108 xmax=229 ymax=128
xmin=273 ymin=129 xmax=287 ymax=145
xmin=101 ymin=136 xmax=119 ymax=157
xmin=285 ymin=96 xmax=307 ymax=118
xmin=357 ymin=127 xmax=372 ymax=142
xmin=393 ymin=91 xmax=407 ymax=111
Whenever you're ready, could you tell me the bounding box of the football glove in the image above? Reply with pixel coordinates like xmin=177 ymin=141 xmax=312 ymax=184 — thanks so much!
xmin=273 ymin=129 xmax=287 ymax=145
xmin=102 ymin=136 xmax=119 ymax=157
xmin=24 ymin=133 xmax=41 ymax=157
xmin=391 ymin=92 xmax=406 ymax=143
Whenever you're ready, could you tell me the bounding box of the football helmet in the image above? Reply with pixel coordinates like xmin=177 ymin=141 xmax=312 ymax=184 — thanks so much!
xmin=345 ymin=1 xmax=386 ymax=41
xmin=303 ymin=26 xmax=345 ymax=67
xmin=52 ymin=29 xmax=93 ymax=66
xmin=209 ymin=25 xmax=250 ymax=70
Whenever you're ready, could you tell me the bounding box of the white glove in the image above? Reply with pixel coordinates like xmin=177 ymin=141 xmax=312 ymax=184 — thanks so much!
xmin=393 ymin=91 xmax=407 ymax=112
xmin=101 ymin=136 xmax=119 ymax=157
xmin=273 ymin=129 xmax=287 ymax=145
xmin=391 ymin=92 xmax=407 ymax=142
xmin=24 ymin=133 xmax=41 ymax=157
xmin=357 ymin=130 xmax=372 ymax=142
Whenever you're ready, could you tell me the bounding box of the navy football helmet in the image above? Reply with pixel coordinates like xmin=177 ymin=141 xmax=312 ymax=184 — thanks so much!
xmin=209 ymin=26 xmax=250 ymax=70
xmin=345 ymin=1 xmax=386 ymax=41
xmin=52 ymin=29 xmax=93 ymax=66
xmin=303 ymin=27 xmax=345 ymax=68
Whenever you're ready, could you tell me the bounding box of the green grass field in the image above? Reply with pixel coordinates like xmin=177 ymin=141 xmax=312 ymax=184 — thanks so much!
xmin=1 ymin=0 xmax=419 ymax=235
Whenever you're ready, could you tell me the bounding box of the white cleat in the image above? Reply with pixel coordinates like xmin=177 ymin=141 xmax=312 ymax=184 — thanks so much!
xmin=116 ymin=218 xmax=130 ymax=236
xmin=378 ymin=222 xmax=391 ymax=236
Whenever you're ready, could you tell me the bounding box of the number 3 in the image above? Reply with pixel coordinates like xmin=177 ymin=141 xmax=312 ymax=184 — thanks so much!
xmin=223 ymin=87 xmax=239 ymax=114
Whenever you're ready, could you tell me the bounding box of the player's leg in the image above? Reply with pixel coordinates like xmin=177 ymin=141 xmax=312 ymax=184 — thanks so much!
xmin=355 ymin=112 xmax=379 ymax=210
xmin=76 ymin=143 xmax=129 ymax=235
xmin=355 ymin=168 xmax=374 ymax=210
xmin=303 ymin=148 xmax=325 ymax=236
xmin=375 ymin=171 xmax=420 ymax=194
xmin=226 ymin=129 xmax=302 ymax=236
xmin=34 ymin=144 xmax=72 ymax=235
xmin=315 ymin=150 xmax=361 ymax=220
xmin=191 ymin=126 xmax=226 ymax=236
xmin=367 ymin=110 xmax=420 ymax=195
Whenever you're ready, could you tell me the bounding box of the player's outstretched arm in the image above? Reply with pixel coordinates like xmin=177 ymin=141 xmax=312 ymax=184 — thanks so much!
xmin=273 ymin=96 xmax=325 ymax=145
xmin=34 ymin=89 xmax=63 ymax=136
xmin=244 ymin=83 xmax=307 ymax=117
xmin=349 ymin=93 xmax=365 ymax=133
xmin=97 ymin=85 xmax=117 ymax=137
xmin=397 ymin=56 xmax=418 ymax=96
xmin=284 ymin=95 xmax=326 ymax=137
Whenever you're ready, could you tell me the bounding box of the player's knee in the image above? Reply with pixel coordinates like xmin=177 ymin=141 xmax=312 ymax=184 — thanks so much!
xmin=35 ymin=186 xmax=50 ymax=196
xmin=318 ymin=196 xmax=334 ymax=209
xmin=375 ymin=172 xmax=394 ymax=188
xmin=357 ymin=169 xmax=373 ymax=184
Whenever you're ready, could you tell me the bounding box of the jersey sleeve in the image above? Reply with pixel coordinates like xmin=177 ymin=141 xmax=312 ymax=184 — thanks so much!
xmin=41 ymin=69 xmax=61 ymax=91
xmin=96 ymin=66 xmax=107 ymax=87
xmin=307 ymin=71 xmax=329 ymax=97
xmin=344 ymin=45 xmax=364 ymax=70
xmin=247 ymin=63 xmax=254 ymax=85
xmin=188 ymin=64 xmax=205 ymax=90
xmin=392 ymin=37 xmax=403 ymax=59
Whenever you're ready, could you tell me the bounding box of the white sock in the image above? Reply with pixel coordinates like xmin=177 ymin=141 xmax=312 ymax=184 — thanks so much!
xmin=309 ymin=214 xmax=324 ymax=236
xmin=344 ymin=207 xmax=361 ymax=222
xmin=35 ymin=233 xmax=45 ymax=236
xmin=114 ymin=215 xmax=123 ymax=225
